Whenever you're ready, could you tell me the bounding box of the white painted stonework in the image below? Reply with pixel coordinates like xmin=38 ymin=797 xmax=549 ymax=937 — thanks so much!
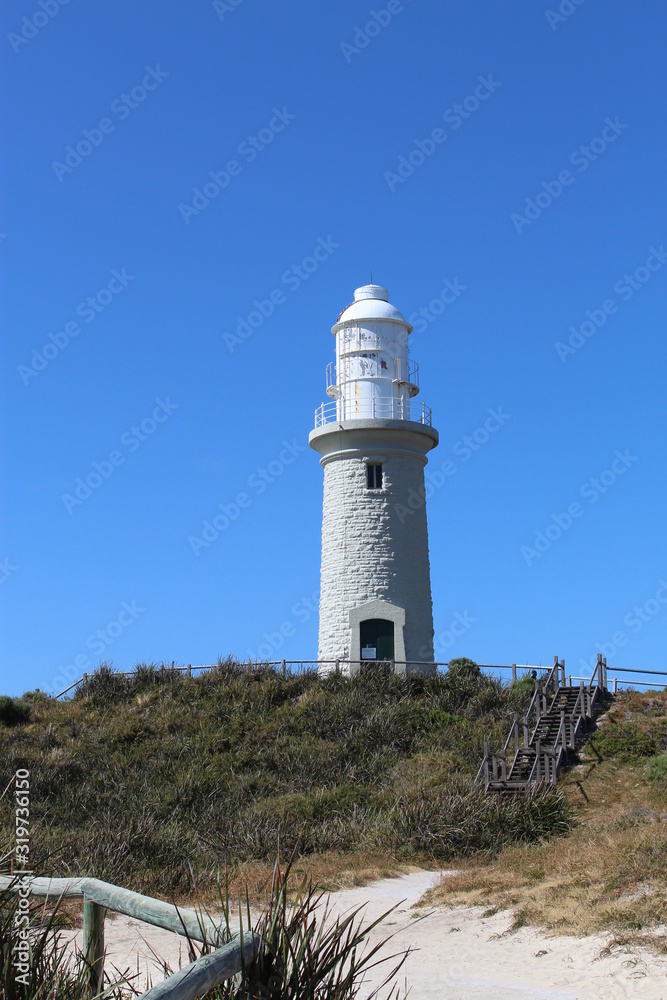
xmin=309 ymin=284 xmax=438 ymax=676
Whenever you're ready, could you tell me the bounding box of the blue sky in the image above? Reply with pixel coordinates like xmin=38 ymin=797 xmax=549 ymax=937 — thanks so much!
xmin=1 ymin=0 xmax=666 ymax=697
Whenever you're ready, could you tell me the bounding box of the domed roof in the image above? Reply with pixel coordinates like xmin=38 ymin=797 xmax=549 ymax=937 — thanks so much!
xmin=332 ymin=284 xmax=412 ymax=333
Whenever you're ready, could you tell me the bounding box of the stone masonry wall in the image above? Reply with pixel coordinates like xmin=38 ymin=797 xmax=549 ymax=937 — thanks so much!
xmin=318 ymin=450 xmax=435 ymax=665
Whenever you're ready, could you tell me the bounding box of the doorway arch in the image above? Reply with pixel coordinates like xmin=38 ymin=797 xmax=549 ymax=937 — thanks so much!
xmin=348 ymin=599 xmax=406 ymax=671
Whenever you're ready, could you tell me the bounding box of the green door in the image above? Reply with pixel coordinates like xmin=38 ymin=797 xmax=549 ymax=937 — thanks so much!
xmin=360 ymin=619 xmax=394 ymax=661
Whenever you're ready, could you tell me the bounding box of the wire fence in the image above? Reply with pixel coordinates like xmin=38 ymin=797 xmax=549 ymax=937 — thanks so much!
xmin=51 ymin=657 xmax=667 ymax=700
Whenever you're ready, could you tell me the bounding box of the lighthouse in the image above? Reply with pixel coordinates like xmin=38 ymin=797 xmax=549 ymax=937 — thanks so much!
xmin=309 ymin=283 xmax=439 ymax=676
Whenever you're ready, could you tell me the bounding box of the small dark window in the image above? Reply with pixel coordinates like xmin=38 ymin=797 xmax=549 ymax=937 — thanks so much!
xmin=366 ymin=463 xmax=383 ymax=490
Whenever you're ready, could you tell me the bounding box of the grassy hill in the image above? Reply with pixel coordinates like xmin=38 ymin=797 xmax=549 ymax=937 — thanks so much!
xmin=0 ymin=659 xmax=568 ymax=899
xmin=2 ymin=662 xmax=666 ymax=998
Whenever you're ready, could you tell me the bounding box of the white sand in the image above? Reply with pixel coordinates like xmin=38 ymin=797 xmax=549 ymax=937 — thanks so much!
xmin=63 ymin=870 xmax=667 ymax=998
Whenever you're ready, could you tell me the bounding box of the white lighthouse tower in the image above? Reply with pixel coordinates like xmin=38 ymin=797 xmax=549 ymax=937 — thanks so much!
xmin=309 ymin=282 xmax=439 ymax=676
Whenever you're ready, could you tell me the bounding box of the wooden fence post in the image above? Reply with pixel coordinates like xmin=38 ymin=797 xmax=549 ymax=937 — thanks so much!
xmin=560 ymin=658 xmax=566 ymax=688
xmin=83 ymin=897 xmax=105 ymax=996
xmin=511 ymin=663 xmax=516 ymax=683
xmin=281 ymin=659 xmax=286 ymax=679
xmin=186 ymin=663 xmax=191 ymax=677
xmin=535 ymin=741 xmax=542 ymax=783
xmin=602 ymin=656 xmax=607 ymax=690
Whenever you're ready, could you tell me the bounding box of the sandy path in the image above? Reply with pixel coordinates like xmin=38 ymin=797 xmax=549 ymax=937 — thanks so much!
xmin=63 ymin=870 xmax=667 ymax=998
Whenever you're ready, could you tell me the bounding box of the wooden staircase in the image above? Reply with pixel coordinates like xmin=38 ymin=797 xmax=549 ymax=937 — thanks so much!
xmin=476 ymin=654 xmax=610 ymax=793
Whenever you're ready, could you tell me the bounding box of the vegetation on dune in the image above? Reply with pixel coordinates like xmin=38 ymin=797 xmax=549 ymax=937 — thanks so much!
xmin=0 ymin=659 xmax=565 ymax=899
xmin=4 ymin=665 xmax=665 ymax=991
xmin=429 ymin=688 xmax=667 ymax=949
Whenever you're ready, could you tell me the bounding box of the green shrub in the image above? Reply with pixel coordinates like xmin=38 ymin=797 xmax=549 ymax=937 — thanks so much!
xmin=646 ymin=754 xmax=667 ymax=783
xmin=19 ymin=690 xmax=47 ymax=704
xmin=446 ymin=657 xmax=483 ymax=686
xmin=0 ymin=696 xmax=30 ymax=727
xmin=589 ymin=722 xmax=656 ymax=762
xmin=507 ymin=675 xmax=537 ymax=711
xmin=74 ymin=662 xmax=130 ymax=705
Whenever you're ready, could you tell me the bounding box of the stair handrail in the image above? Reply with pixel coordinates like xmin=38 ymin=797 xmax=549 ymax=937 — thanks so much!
xmin=571 ymin=710 xmax=585 ymax=746
xmin=530 ymin=740 xmax=542 ymax=784
xmin=555 ymin=710 xmax=567 ymax=754
xmin=475 ymin=740 xmax=490 ymax=787
xmin=542 ymin=745 xmax=562 ymax=785
xmin=589 ymin=653 xmax=602 ymax=690
xmin=543 ymin=657 xmax=560 ymax=701
xmin=572 ymin=680 xmax=586 ymax=721
xmin=501 ymin=713 xmax=521 ymax=760
xmin=525 ymin=682 xmax=543 ymax=734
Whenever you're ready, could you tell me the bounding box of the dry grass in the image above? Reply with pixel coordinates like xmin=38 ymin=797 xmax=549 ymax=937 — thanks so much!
xmin=217 ymin=852 xmax=420 ymax=904
xmin=426 ymin=689 xmax=667 ymax=948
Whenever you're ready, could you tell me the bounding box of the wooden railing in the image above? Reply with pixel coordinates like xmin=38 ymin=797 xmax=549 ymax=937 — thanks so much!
xmin=0 ymin=874 xmax=258 ymax=998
